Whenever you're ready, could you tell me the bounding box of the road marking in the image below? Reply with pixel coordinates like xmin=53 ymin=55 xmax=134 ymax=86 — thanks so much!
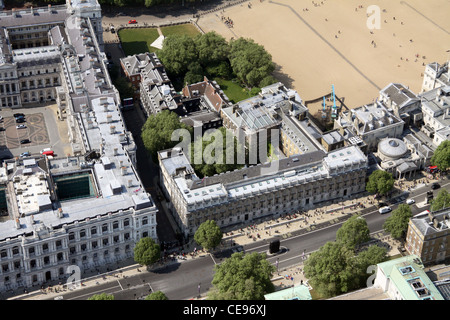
xmin=117 ymin=279 xmax=124 ymax=290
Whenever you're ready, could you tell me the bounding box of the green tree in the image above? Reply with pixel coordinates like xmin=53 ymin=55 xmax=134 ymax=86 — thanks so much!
xmin=354 ymin=245 xmax=388 ymax=287
xmin=431 ymin=140 xmax=450 ymax=172
xmin=303 ymin=242 xmax=356 ymax=298
xmin=190 ymin=127 xmax=244 ymax=178
xmin=141 ymin=110 xmax=192 ymax=163
xmin=383 ymin=204 xmax=412 ymax=239
xmin=158 ymin=35 xmax=198 ymax=77
xmin=431 ymin=189 xmax=450 ymax=212
xmin=145 ymin=291 xmax=168 ymax=300
xmin=133 ymin=237 xmax=161 ymax=267
xmin=208 ymin=252 xmax=275 ymax=300
xmin=194 ymin=220 xmax=223 ymax=251
xmin=366 ymin=170 xmax=394 ymax=196
xmin=336 ymin=215 xmax=371 ymax=250
xmin=194 ymin=31 xmax=230 ymax=67
xmin=88 ymin=292 xmax=115 ymax=300
xmin=229 ymin=38 xmax=275 ymax=88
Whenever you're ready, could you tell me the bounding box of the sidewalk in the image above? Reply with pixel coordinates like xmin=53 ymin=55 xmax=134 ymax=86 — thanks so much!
xmin=9 ymin=172 xmax=441 ymax=300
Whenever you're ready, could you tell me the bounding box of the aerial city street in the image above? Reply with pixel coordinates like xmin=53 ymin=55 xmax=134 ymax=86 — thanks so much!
xmin=0 ymin=0 xmax=450 ymax=304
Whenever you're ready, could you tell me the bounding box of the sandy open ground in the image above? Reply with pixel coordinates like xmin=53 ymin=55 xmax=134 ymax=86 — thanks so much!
xmin=198 ymin=0 xmax=450 ymax=112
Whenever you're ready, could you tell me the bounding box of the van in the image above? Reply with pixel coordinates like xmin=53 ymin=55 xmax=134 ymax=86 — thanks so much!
xmin=42 ymin=150 xmax=54 ymax=157
xmin=379 ymin=206 xmax=392 ymax=214
xmin=40 ymin=148 xmax=52 ymax=154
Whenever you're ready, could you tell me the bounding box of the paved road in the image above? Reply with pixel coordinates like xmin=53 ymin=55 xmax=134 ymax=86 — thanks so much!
xmin=26 ymin=181 xmax=446 ymax=300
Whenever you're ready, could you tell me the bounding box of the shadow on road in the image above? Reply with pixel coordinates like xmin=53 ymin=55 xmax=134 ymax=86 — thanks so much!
xmin=150 ymin=262 xmax=182 ymax=274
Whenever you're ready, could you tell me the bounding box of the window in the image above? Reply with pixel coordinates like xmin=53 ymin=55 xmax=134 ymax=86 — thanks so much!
xmin=80 ymin=229 xmax=86 ymax=238
xmin=102 ymin=224 xmax=108 ymax=233
xmin=91 ymin=226 xmax=97 ymax=235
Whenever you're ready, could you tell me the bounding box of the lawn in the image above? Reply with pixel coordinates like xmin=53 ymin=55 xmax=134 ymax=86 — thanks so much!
xmin=215 ymin=78 xmax=258 ymax=104
xmin=160 ymin=24 xmax=200 ymax=38
xmin=118 ymin=28 xmax=160 ymax=56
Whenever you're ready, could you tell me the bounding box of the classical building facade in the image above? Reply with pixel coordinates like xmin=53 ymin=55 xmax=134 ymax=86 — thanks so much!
xmin=0 ymin=0 xmax=157 ymax=293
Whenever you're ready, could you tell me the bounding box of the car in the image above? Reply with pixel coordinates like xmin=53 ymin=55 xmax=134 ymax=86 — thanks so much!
xmin=379 ymin=206 xmax=392 ymax=214
xmin=20 ymin=151 xmax=30 ymax=157
xmin=16 ymin=118 xmax=26 ymax=123
xmin=406 ymin=199 xmax=415 ymax=205
xmin=42 ymin=150 xmax=54 ymax=157
xmin=20 ymin=139 xmax=31 ymax=144
xmin=13 ymin=113 xmax=25 ymax=118
xmin=128 ymin=19 xmax=137 ymax=24
xmin=377 ymin=202 xmax=388 ymax=208
xmin=0 ymin=127 xmax=5 ymax=131
xmin=40 ymin=148 xmax=52 ymax=154
xmin=16 ymin=125 xmax=26 ymax=129
xmin=431 ymin=183 xmax=440 ymax=190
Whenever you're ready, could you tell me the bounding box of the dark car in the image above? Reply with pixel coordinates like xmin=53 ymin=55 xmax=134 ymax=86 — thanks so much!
xmin=378 ymin=202 xmax=388 ymax=208
xmin=16 ymin=118 xmax=26 ymax=123
xmin=0 ymin=127 xmax=5 ymax=131
xmin=20 ymin=139 xmax=31 ymax=144
xmin=431 ymin=183 xmax=440 ymax=190
xmin=14 ymin=113 xmax=25 ymax=118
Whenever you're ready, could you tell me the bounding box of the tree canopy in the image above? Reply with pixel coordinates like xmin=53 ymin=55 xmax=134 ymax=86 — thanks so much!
xmin=430 ymin=189 xmax=450 ymax=212
xmin=382 ymin=204 xmax=412 ymax=239
xmin=141 ymin=109 xmax=192 ymax=163
xmin=208 ymin=252 xmax=275 ymax=300
xmin=194 ymin=220 xmax=223 ymax=251
xmin=336 ymin=215 xmax=371 ymax=250
xmin=145 ymin=291 xmax=169 ymax=300
xmin=431 ymin=140 xmax=450 ymax=171
xmin=229 ymin=38 xmax=275 ymax=88
xmin=366 ymin=170 xmax=394 ymax=196
xmin=88 ymin=292 xmax=115 ymax=300
xmin=133 ymin=237 xmax=161 ymax=266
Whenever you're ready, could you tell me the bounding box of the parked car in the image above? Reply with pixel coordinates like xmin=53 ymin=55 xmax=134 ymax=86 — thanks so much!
xmin=128 ymin=19 xmax=137 ymax=24
xmin=431 ymin=183 xmax=440 ymax=190
xmin=16 ymin=117 xmax=26 ymax=123
xmin=377 ymin=202 xmax=388 ymax=208
xmin=20 ymin=139 xmax=30 ymax=144
xmin=40 ymin=148 xmax=52 ymax=154
xmin=42 ymin=150 xmax=54 ymax=157
xmin=379 ymin=206 xmax=392 ymax=214
xmin=20 ymin=151 xmax=30 ymax=157
xmin=16 ymin=124 xmax=27 ymax=129
xmin=0 ymin=127 xmax=5 ymax=131
xmin=406 ymin=199 xmax=415 ymax=205
xmin=13 ymin=113 xmax=25 ymax=118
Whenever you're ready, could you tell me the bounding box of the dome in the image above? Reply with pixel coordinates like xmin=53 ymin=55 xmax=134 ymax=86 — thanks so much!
xmin=378 ymin=138 xmax=408 ymax=159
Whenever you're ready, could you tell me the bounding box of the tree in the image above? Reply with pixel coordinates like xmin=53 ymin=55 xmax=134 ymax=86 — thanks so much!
xmin=194 ymin=31 xmax=230 ymax=67
xmin=145 ymin=291 xmax=168 ymax=300
xmin=383 ymin=204 xmax=412 ymax=239
xmin=208 ymin=252 xmax=275 ymax=300
xmin=133 ymin=237 xmax=161 ymax=267
xmin=88 ymin=292 xmax=115 ymax=300
xmin=366 ymin=170 xmax=394 ymax=196
xmin=431 ymin=189 xmax=450 ymax=212
xmin=158 ymin=35 xmax=198 ymax=77
xmin=194 ymin=220 xmax=223 ymax=251
xmin=303 ymin=242 xmax=356 ymax=298
xmin=229 ymin=38 xmax=275 ymax=88
xmin=141 ymin=110 xmax=192 ymax=163
xmin=354 ymin=245 xmax=388 ymax=287
xmin=431 ymin=140 xmax=450 ymax=171
xmin=336 ymin=215 xmax=370 ymax=250
xmin=190 ymin=127 xmax=244 ymax=178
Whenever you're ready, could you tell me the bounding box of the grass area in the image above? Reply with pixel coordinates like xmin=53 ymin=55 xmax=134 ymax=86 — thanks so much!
xmin=214 ymin=78 xmax=257 ymax=104
xmin=118 ymin=28 xmax=160 ymax=56
xmin=160 ymin=24 xmax=200 ymax=38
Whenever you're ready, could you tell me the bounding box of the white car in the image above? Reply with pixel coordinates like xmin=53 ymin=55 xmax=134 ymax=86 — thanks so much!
xmin=406 ymin=199 xmax=415 ymax=205
xmin=379 ymin=206 xmax=392 ymax=214
xmin=16 ymin=124 xmax=26 ymax=129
